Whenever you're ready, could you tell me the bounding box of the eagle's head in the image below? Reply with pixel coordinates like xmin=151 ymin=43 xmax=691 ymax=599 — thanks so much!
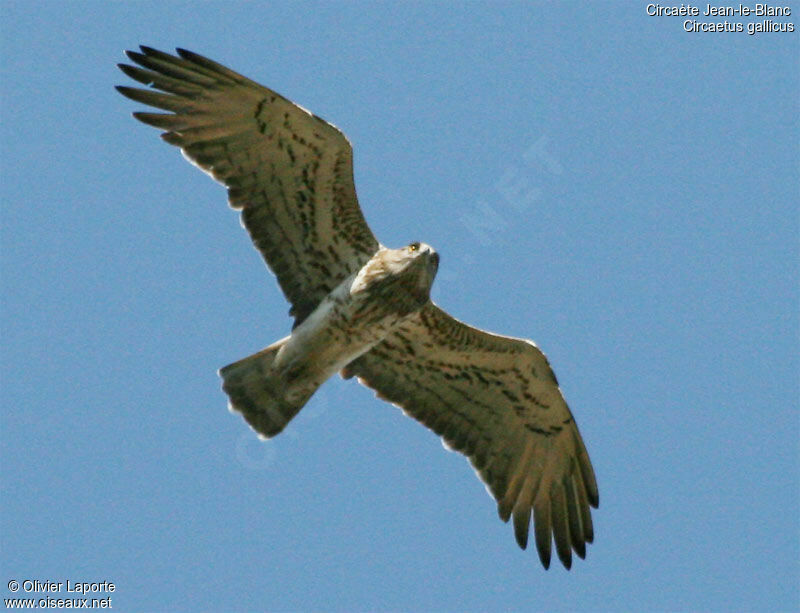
xmin=401 ymin=241 xmax=439 ymax=277
xmin=392 ymin=241 xmax=439 ymax=297
xmin=356 ymin=242 xmax=439 ymax=309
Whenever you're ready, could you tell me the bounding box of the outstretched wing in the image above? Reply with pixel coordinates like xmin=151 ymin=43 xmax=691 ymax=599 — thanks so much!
xmin=117 ymin=47 xmax=379 ymax=325
xmin=342 ymin=303 xmax=599 ymax=569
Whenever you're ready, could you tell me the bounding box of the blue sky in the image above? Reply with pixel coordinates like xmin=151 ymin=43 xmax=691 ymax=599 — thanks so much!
xmin=1 ymin=2 xmax=798 ymax=611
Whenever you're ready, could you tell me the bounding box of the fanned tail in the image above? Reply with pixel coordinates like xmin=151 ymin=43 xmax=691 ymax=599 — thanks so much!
xmin=220 ymin=337 xmax=314 ymax=438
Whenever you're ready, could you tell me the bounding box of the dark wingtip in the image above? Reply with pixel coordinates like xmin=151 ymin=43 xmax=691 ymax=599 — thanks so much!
xmin=513 ymin=511 xmax=530 ymax=550
xmin=537 ymin=546 xmax=551 ymax=570
xmin=125 ymin=49 xmax=144 ymax=63
xmin=117 ymin=63 xmax=136 ymax=77
xmin=175 ymin=47 xmax=206 ymax=63
xmin=535 ymin=529 xmax=552 ymax=569
xmin=131 ymin=111 xmax=175 ymax=130
xmin=114 ymin=85 xmax=137 ymax=100
xmin=557 ymin=548 xmax=573 ymax=570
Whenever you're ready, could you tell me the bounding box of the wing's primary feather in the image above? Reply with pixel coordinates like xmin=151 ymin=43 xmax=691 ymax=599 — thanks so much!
xmin=116 ymin=46 xmax=379 ymax=325
xmin=342 ymin=303 xmax=599 ymax=569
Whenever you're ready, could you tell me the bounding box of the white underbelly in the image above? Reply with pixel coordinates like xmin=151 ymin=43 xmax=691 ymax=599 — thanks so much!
xmin=274 ymin=280 xmax=398 ymax=384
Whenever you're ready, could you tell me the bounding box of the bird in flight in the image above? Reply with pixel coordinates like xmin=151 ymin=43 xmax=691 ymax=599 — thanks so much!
xmin=117 ymin=46 xmax=599 ymax=569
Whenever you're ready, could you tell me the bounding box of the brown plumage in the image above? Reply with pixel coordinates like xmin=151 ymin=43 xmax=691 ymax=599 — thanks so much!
xmin=117 ymin=46 xmax=599 ymax=569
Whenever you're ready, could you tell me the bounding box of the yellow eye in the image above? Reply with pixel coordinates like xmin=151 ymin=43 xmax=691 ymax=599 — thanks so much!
xmin=409 ymin=242 xmax=419 ymax=252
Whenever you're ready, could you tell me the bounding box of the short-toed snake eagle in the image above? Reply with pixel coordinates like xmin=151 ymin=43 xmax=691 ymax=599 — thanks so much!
xmin=117 ymin=46 xmax=599 ymax=569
